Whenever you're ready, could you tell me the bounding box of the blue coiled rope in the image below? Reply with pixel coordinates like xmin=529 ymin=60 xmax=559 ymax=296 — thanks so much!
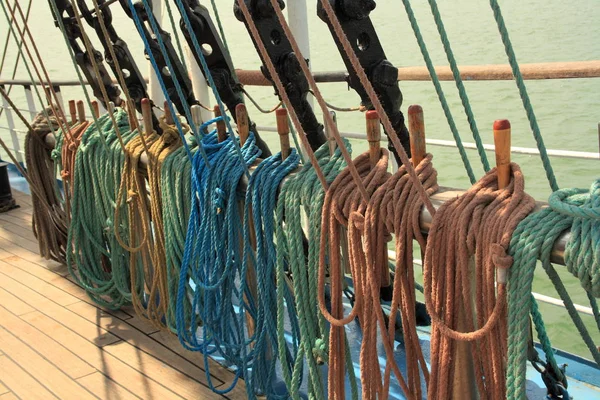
xmin=242 ymin=149 xmax=301 ymax=398
xmin=177 ymin=124 xmax=261 ymax=394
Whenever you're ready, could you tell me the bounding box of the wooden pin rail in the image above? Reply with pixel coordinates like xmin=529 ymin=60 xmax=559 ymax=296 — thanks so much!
xmin=234 ymin=60 xmax=600 ymax=86
xmin=3 ymin=61 xmax=599 ymax=90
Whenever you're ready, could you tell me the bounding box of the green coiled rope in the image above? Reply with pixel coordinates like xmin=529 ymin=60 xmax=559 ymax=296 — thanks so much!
xmin=67 ymin=108 xmax=136 ymax=309
xmin=275 ymin=140 xmax=358 ymax=400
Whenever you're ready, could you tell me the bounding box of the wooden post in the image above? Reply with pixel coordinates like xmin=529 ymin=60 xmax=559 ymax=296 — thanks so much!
xmin=236 ymin=104 xmax=249 ymax=146
xmin=408 ymin=105 xmax=426 ymax=167
xmin=324 ymin=110 xmax=337 ymax=156
xmin=493 ymin=119 xmax=512 ymax=189
xmin=276 ymin=108 xmax=290 ymax=160
xmin=164 ymin=101 xmax=174 ymax=125
xmin=366 ymin=110 xmax=381 ymax=168
xmin=191 ymin=104 xmax=203 ymax=134
xmin=68 ymin=100 xmax=77 ymax=124
xmin=76 ymin=100 xmax=86 ymax=123
xmin=91 ymin=101 xmax=99 ymax=118
xmin=214 ymin=105 xmax=227 ymax=142
xmin=141 ymin=98 xmax=153 ymax=135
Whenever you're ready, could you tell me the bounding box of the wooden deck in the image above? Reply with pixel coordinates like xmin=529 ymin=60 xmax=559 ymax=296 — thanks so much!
xmin=0 ymin=190 xmax=245 ymax=400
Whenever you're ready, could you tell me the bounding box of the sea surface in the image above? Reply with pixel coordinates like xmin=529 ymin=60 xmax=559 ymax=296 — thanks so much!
xmin=1 ymin=0 xmax=599 ymax=359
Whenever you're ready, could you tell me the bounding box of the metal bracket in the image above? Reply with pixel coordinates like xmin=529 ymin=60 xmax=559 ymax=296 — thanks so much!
xmin=234 ymin=0 xmax=326 ymax=151
xmin=49 ymin=0 xmax=121 ymax=109
xmin=76 ymin=0 xmax=150 ymax=116
xmin=317 ymin=0 xmax=411 ymax=163
xmin=175 ymin=0 xmax=271 ymax=155
xmin=119 ymin=0 xmax=197 ymax=118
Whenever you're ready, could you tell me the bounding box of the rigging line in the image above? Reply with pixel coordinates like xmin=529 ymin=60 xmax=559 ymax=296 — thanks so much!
xmin=426 ymin=0 xmax=490 ymax=172
xmin=0 ymin=0 xmax=31 ymax=120
xmin=127 ymin=0 xmax=208 ymax=166
xmin=90 ymin=0 xmax=139 ymax=131
xmin=235 ymin=0 xmax=328 ymax=190
xmin=240 ymin=87 xmax=282 ymax=114
xmin=316 ymin=0 xmax=436 ymax=216
xmin=162 ymin=0 xmax=187 ymax=67
xmin=65 ymin=0 xmax=131 ymax=153
xmin=8 ymin=0 xmax=75 ymax=141
xmin=400 ymin=0 xmax=477 ymax=184
xmin=0 ymin=0 xmax=65 ymax=142
xmin=252 ymin=0 xmax=369 ymax=202
xmin=209 ymin=0 xmax=236 ymax=80
xmin=307 ymin=90 xmax=361 ymax=112
xmin=47 ymin=0 xmax=109 ymax=149
xmin=171 ymin=0 xmax=251 ymax=178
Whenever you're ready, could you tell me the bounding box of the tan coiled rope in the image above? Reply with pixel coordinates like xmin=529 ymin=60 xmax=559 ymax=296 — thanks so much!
xmin=424 ymin=163 xmax=535 ymax=400
xmin=25 ymin=108 xmax=68 ymax=263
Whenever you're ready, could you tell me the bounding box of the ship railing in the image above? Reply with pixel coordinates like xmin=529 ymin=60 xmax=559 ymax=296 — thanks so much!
xmin=1 ymin=59 xmax=599 ymax=317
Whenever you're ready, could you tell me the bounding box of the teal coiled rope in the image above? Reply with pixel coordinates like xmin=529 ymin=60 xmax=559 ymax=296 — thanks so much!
xmin=276 ymin=140 xmax=358 ymax=400
xmin=242 ymin=148 xmax=301 ymax=398
xmin=507 ymin=180 xmax=600 ymax=399
xmin=67 ymin=109 xmax=136 ymax=309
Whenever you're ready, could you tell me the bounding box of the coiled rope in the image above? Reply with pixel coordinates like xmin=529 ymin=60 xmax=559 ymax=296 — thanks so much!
xmin=177 ymin=126 xmax=260 ymax=394
xmin=363 ymin=154 xmax=438 ymax=399
xmin=507 ymin=179 xmax=600 ymax=399
xmin=424 ymin=164 xmax=535 ymax=400
xmin=25 ymin=108 xmax=68 ymax=263
xmin=319 ymin=150 xmax=392 ymax=400
xmin=67 ymin=109 xmax=136 ymax=309
xmin=242 ymin=148 xmax=300 ymax=398
xmin=275 ymin=139 xmax=352 ymax=400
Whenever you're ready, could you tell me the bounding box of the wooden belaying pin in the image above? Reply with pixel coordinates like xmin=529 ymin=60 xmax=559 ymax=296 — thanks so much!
xmin=276 ymin=108 xmax=291 ymax=161
xmin=107 ymin=101 xmax=115 ymax=115
xmin=141 ymin=98 xmax=154 ymax=135
xmin=44 ymin=87 xmax=53 ymax=106
xmin=366 ymin=110 xmax=381 ymax=168
xmin=493 ymin=119 xmax=511 ymax=190
xmin=408 ymin=105 xmax=426 ymax=168
xmin=164 ymin=101 xmax=174 ymax=125
xmin=68 ymin=100 xmax=77 ymax=124
xmin=76 ymin=100 xmax=86 ymax=123
xmin=191 ymin=105 xmax=203 ymax=135
xmin=324 ymin=110 xmax=338 ymax=156
xmin=91 ymin=101 xmax=100 ymax=118
xmin=214 ymin=105 xmax=227 ymax=143
xmin=236 ymin=104 xmax=250 ymax=146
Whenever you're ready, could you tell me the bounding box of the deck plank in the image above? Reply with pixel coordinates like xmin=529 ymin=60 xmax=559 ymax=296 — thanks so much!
xmin=0 ymin=380 xmax=8 ymax=395
xmin=0 ymin=354 xmax=57 ymax=400
xmin=0 ymin=288 xmax=35 ymax=316
xmin=0 ymin=306 xmax=95 ymax=379
xmin=76 ymin=372 xmax=141 ymax=400
xmin=22 ymin=312 xmax=184 ymax=400
xmin=0 ymin=327 xmax=96 ymax=399
xmin=67 ymin=302 xmax=224 ymax=395
xmin=0 ymin=393 xmax=18 ymax=400
xmin=0 ymin=260 xmax=81 ymax=307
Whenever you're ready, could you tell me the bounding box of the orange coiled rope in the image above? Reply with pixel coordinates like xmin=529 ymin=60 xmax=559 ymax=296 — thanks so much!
xmin=363 ymin=153 xmax=438 ymax=399
xmin=318 ymin=150 xmax=391 ymax=400
xmin=424 ymin=163 xmax=535 ymax=400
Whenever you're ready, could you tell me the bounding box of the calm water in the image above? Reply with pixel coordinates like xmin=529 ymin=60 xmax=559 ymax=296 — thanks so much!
xmin=1 ymin=1 xmax=599 ymax=357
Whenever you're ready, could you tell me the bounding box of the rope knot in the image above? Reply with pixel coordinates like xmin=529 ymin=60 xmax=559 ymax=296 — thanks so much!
xmin=127 ymin=190 xmax=139 ymax=204
xmin=213 ymin=187 xmax=226 ymax=214
xmin=68 ymin=142 xmax=78 ymax=152
xmin=312 ymin=337 xmax=328 ymax=365
xmin=51 ymin=149 xmax=61 ymax=160
xmin=162 ymin=128 xmax=180 ymax=145
xmin=491 ymin=243 xmax=513 ymax=284
xmin=60 ymin=170 xmax=71 ymax=181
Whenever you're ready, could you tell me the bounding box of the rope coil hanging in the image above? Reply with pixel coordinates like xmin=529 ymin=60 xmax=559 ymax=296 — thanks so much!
xmin=424 ymin=162 xmax=535 ymax=400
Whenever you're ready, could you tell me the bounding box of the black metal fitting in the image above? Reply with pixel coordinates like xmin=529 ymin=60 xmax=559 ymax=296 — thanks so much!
xmin=175 ymin=0 xmax=271 ymax=156
xmin=317 ymin=0 xmax=411 ymax=163
xmin=235 ymin=0 xmax=326 ymax=151
xmin=49 ymin=0 xmax=121 ymax=109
